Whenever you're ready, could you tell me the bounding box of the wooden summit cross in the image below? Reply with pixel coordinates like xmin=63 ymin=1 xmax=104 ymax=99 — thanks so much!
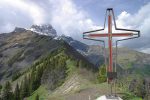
xmin=83 ymin=8 xmax=140 ymax=83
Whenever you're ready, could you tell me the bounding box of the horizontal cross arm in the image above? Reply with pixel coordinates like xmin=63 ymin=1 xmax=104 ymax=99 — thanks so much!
xmin=83 ymin=29 xmax=104 ymax=34
xmin=86 ymin=33 xmax=134 ymax=37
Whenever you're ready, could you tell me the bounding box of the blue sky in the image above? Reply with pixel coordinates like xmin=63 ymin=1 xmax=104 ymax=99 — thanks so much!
xmin=74 ymin=0 xmax=149 ymax=25
xmin=0 ymin=0 xmax=150 ymax=53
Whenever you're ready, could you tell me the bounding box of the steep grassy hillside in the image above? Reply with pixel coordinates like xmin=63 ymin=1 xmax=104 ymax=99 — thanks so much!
xmin=4 ymin=40 xmax=97 ymax=100
xmin=25 ymin=46 xmax=146 ymax=100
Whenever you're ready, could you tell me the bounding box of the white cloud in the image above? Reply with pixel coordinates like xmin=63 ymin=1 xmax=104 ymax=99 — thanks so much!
xmin=49 ymin=0 xmax=100 ymax=39
xmin=116 ymin=2 xmax=150 ymax=30
xmin=115 ymin=2 xmax=150 ymax=53
xmin=0 ymin=0 xmax=149 ymax=52
xmin=116 ymin=11 xmax=131 ymax=28
xmin=6 ymin=0 xmax=46 ymax=24
xmin=0 ymin=23 xmax=14 ymax=33
xmin=47 ymin=0 xmax=150 ymax=48
xmin=0 ymin=0 xmax=46 ymax=33
xmin=0 ymin=0 xmax=100 ymax=43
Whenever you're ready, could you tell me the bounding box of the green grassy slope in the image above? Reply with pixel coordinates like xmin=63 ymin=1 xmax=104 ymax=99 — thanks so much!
xmin=9 ymin=41 xmax=97 ymax=100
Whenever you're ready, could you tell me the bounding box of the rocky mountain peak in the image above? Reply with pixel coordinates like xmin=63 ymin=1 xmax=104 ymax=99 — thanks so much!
xmin=30 ymin=24 xmax=57 ymax=37
xmin=13 ymin=27 xmax=26 ymax=33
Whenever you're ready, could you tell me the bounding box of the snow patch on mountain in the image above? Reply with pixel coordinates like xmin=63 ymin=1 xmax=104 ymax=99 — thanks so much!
xmin=29 ymin=24 xmax=57 ymax=37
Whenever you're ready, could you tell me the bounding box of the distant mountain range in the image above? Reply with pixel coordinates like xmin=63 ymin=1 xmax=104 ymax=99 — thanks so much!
xmin=14 ymin=24 xmax=105 ymax=66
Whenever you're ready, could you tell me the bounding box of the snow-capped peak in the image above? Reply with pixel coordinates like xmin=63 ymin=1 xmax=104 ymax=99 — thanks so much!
xmin=29 ymin=24 xmax=57 ymax=37
xmin=13 ymin=27 xmax=26 ymax=33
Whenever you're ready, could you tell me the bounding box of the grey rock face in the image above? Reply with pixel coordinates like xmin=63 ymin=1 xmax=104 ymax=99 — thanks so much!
xmin=30 ymin=24 xmax=57 ymax=37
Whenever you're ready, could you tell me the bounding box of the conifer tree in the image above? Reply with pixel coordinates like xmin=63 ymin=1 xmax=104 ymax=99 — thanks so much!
xmin=20 ymin=80 xmax=24 ymax=99
xmin=2 ymin=81 xmax=13 ymax=100
xmin=98 ymin=65 xmax=107 ymax=83
xmin=14 ymin=83 xmax=20 ymax=100
xmin=79 ymin=60 xmax=83 ymax=68
xmin=0 ymin=84 xmax=2 ymax=99
xmin=35 ymin=94 xmax=39 ymax=100
xmin=30 ymin=68 xmax=36 ymax=92
xmin=20 ymin=76 xmax=30 ymax=99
